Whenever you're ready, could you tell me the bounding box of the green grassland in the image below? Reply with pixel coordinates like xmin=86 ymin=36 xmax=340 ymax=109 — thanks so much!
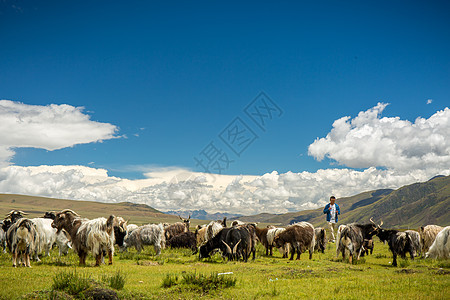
xmin=0 ymin=240 xmax=448 ymax=300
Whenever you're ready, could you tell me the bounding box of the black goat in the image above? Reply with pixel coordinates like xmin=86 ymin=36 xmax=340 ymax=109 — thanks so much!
xmin=376 ymin=229 xmax=414 ymax=267
xmin=166 ymin=231 xmax=197 ymax=254
xmin=199 ymin=227 xmax=232 ymax=259
xmin=361 ymin=239 xmax=374 ymax=257
xmin=337 ymin=220 xmax=379 ymax=264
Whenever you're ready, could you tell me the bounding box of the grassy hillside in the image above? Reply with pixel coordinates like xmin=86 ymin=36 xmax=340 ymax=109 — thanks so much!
xmin=0 ymin=194 xmax=197 ymax=226
xmin=237 ymin=175 xmax=450 ymax=228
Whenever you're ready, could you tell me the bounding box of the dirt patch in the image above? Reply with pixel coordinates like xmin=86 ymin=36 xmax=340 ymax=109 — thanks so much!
xmin=83 ymin=287 xmax=119 ymax=300
xmin=326 ymin=268 xmax=341 ymax=273
xmin=395 ymin=269 xmax=421 ymax=274
xmin=137 ymin=260 xmax=160 ymax=266
xmin=435 ymin=269 xmax=450 ymax=275
xmin=281 ymin=268 xmax=314 ymax=279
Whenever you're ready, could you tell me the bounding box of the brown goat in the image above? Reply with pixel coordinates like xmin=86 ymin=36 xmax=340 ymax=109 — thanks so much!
xmin=253 ymin=225 xmax=272 ymax=256
xmin=51 ymin=209 xmax=116 ymax=266
xmin=164 ymin=215 xmax=190 ymax=241
xmin=273 ymin=222 xmax=315 ymax=260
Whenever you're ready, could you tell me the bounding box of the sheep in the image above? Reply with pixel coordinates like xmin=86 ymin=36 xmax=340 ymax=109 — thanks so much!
xmin=314 ymin=227 xmax=327 ymax=253
xmin=426 ymin=226 xmax=450 ymax=259
xmin=419 ymin=225 xmax=443 ymax=256
xmin=273 ymin=222 xmax=315 ymax=260
xmin=6 ymin=218 xmax=39 ymax=267
xmin=51 ymin=209 xmax=116 ymax=266
xmin=123 ymin=223 xmax=165 ymax=255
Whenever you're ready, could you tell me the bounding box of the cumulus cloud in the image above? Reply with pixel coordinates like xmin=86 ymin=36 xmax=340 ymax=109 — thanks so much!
xmin=0 ymin=165 xmax=448 ymax=215
xmin=308 ymin=103 xmax=450 ymax=172
xmin=0 ymin=100 xmax=118 ymax=166
xmin=0 ymin=101 xmax=448 ymax=216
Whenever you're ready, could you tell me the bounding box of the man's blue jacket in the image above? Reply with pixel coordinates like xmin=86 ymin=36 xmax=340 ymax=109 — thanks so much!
xmin=323 ymin=203 xmax=340 ymax=222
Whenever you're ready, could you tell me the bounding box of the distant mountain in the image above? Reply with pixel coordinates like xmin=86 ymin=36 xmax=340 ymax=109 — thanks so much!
xmin=165 ymin=209 xmax=243 ymax=221
xmin=235 ymin=175 xmax=450 ymax=228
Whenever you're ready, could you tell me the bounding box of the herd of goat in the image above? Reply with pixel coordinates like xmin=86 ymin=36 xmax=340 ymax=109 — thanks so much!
xmin=0 ymin=209 xmax=448 ymax=268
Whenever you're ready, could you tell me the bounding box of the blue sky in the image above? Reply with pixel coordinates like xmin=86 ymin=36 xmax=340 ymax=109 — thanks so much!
xmin=0 ymin=1 xmax=449 ymax=214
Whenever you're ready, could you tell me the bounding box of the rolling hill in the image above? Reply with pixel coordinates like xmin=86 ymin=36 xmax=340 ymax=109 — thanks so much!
xmin=0 ymin=194 xmax=182 ymax=226
xmin=236 ymin=175 xmax=450 ymax=228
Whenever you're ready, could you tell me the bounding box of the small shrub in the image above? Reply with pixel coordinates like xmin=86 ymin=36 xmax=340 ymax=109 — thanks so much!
xmin=270 ymin=284 xmax=280 ymax=296
xmin=353 ymin=257 xmax=366 ymax=265
xmin=399 ymin=259 xmax=410 ymax=268
xmin=52 ymin=270 xmax=92 ymax=295
xmin=162 ymin=272 xmax=236 ymax=292
xmin=102 ymin=270 xmax=126 ymax=290
xmin=162 ymin=274 xmax=179 ymax=288
xmin=118 ymin=251 xmax=135 ymax=260
xmin=436 ymin=260 xmax=450 ymax=268
xmin=181 ymin=272 xmax=236 ymax=292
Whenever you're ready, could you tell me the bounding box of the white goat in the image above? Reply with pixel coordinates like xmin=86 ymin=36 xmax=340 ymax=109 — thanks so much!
xmin=426 ymin=226 xmax=450 ymax=259
xmin=123 ymin=223 xmax=165 ymax=255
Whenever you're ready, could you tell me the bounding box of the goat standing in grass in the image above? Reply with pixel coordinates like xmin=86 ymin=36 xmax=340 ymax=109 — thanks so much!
xmin=6 ymin=218 xmax=39 ymax=267
xmin=426 ymin=226 xmax=450 ymax=259
xmin=376 ymin=228 xmax=414 ymax=267
xmin=51 ymin=210 xmax=116 ymax=266
xmin=123 ymin=223 xmax=165 ymax=255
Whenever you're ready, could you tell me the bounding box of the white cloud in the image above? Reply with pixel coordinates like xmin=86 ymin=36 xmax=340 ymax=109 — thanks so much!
xmin=0 ymin=100 xmax=118 ymax=166
xmin=0 ymin=165 xmax=448 ymax=216
xmin=0 ymin=101 xmax=448 ymax=216
xmin=308 ymin=103 xmax=450 ymax=172
xmin=427 ymin=99 xmax=433 ymax=104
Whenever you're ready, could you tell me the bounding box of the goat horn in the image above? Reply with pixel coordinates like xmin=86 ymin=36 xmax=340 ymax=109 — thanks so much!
xmin=232 ymin=240 xmax=241 ymax=254
xmin=379 ymin=220 xmax=383 ymax=227
xmin=369 ymin=217 xmax=375 ymax=225
xmin=222 ymin=240 xmax=232 ymax=254
xmin=17 ymin=210 xmax=28 ymax=215
xmin=60 ymin=209 xmax=80 ymax=216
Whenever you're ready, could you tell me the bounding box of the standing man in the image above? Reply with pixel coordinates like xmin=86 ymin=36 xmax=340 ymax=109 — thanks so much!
xmin=323 ymin=196 xmax=340 ymax=243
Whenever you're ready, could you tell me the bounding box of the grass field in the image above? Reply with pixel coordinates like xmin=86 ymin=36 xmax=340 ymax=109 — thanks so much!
xmin=0 ymin=240 xmax=448 ymax=300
